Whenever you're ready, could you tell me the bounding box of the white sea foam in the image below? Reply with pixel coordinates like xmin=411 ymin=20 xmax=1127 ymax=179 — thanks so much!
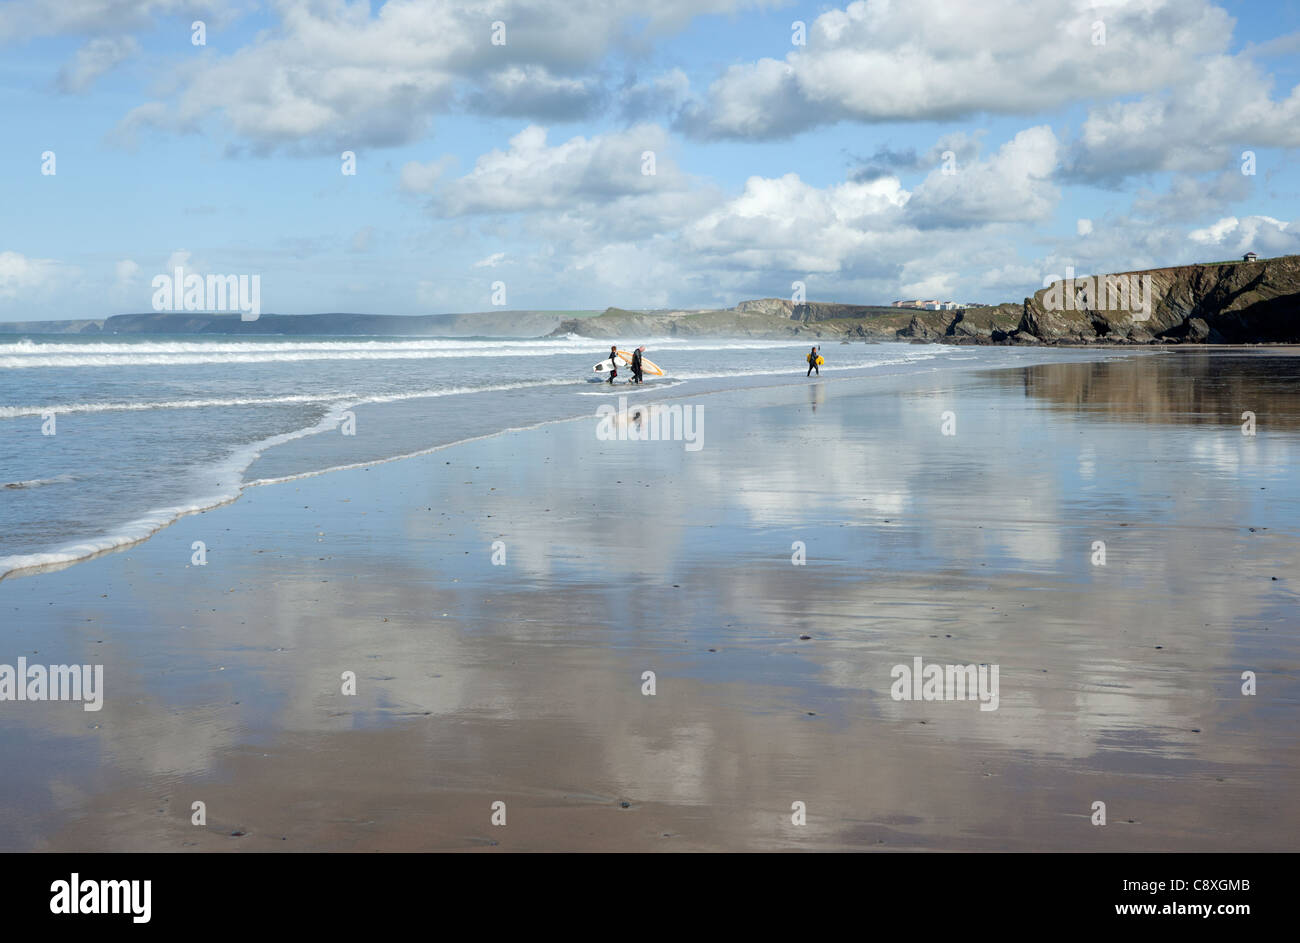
xmin=0 ymin=497 xmax=237 ymax=579
xmin=0 ymin=378 xmax=582 ymax=418
xmin=0 ymin=404 xmax=351 ymax=581
xmin=0 ymin=337 xmax=840 ymax=369
xmin=2 ymin=473 xmax=77 ymax=489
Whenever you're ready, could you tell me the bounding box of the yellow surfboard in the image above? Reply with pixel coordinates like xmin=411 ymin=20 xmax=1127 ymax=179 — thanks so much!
xmin=806 ymin=354 xmax=824 ymax=365
xmin=618 ymin=350 xmax=665 ymax=376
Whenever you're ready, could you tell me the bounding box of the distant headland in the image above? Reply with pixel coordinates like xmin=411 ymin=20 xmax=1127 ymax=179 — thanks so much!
xmin=3 ymin=254 xmax=1297 ymax=345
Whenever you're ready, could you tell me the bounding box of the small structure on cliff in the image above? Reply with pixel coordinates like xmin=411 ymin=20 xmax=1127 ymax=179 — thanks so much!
xmin=1244 ymin=251 xmax=1258 ymax=262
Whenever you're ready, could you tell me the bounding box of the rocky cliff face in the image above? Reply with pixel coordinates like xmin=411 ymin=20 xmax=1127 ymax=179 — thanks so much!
xmin=551 ymin=306 xmax=811 ymax=338
xmin=1020 ymin=255 xmax=1300 ymax=343
xmin=734 ymin=298 xmax=905 ymax=322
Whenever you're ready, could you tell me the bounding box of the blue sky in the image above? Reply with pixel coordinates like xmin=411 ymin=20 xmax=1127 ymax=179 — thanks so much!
xmin=2 ymin=0 xmax=1299 ymax=320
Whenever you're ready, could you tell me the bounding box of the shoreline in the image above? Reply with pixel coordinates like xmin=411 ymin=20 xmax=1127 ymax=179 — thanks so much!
xmin=0 ymin=345 xmax=1143 ymax=584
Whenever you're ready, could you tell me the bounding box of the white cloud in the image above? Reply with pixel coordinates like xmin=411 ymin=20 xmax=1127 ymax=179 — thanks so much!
xmin=683 ymin=172 xmax=910 ymax=273
xmin=682 ymin=0 xmax=1231 ymax=139
xmin=115 ymin=259 xmax=140 ymax=285
xmin=1077 ymin=219 xmax=1093 ymax=236
xmin=399 ymin=156 xmax=457 ymax=193
xmin=474 ymin=252 xmax=506 ymax=268
xmin=0 ymin=251 xmax=58 ymax=300
xmin=906 ymin=125 xmax=1060 ymax=228
xmin=620 ymin=68 xmax=691 ymax=120
xmin=56 ymin=36 xmax=139 ymax=93
xmin=435 ymin=124 xmax=691 ymax=215
xmin=0 ymin=0 xmax=234 ymax=43
xmin=1131 ymin=171 xmax=1252 ymax=224
xmin=1068 ymin=55 xmax=1300 ymax=180
xmin=464 ymin=65 xmax=602 ymax=120
xmin=111 ymin=0 xmax=762 ymax=152
xmin=1188 ymin=216 xmax=1296 ymax=255
xmin=1188 ymin=217 xmax=1242 ymax=245
xmin=898 ymin=270 xmax=958 ymax=299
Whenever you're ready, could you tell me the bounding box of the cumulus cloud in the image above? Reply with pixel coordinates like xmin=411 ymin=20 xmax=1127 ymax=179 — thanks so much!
xmin=56 ymin=36 xmax=139 ymax=93
xmin=0 ymin=251 xmax=58 ymax=299
xmin=682 ymin=172 xmax=910 ymax=273
xmin=1130 ymin=171 xmax=1253 ymax=224
xmin=433 ymin=124 xmax=691 ymax=214
xmin=115 ymin=259 xmax=140 ymax=286
xmin=1188 ymin=216 xmax=1296 ymax=255
xmin=463 ymin=66 xmax=603 ymax=120
xmin=0 ymin=0 xmax=233 ymax=43
xmin=850 ymin=130 xmax=986 ymax=181
xmin=110 ymin=0 xmax=761 ymax=153
xmin=619 ymin=68 xmax=691 ymax=122
xmin=400 ymin=155 xmax=457 ymax=193
xmin=681 ymin=0 xmax=1230 ymax=139
xmin=905 ymin=126 xmax=1061 ymax=229
xmin=1066 ymin=55 xmax=1300 ymax=181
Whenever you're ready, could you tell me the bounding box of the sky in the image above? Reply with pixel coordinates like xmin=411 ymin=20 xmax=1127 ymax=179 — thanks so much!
xmin=1 ymin=0 xmax=1299 ymax=320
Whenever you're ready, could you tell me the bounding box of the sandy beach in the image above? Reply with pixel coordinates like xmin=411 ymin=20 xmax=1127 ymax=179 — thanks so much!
xmin=2 ymin=350 xmax=1298 ymax=852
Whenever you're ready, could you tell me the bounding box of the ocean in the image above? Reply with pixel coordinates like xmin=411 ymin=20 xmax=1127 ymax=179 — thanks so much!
xmin=0 ymin=333 xmax=1126 ymax=579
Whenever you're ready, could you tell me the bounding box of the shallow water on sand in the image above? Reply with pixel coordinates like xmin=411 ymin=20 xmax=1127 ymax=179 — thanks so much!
xmin=0 ymin=351 xmax=1296 ymax=850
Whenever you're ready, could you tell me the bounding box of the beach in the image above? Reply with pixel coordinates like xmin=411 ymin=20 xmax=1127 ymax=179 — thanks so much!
xmin=1 ymin=349 xmax=1298 ymax=852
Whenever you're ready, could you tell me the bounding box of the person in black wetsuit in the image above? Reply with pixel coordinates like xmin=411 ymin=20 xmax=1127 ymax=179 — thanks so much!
xmin=631 ymin=345 xmax=645 ymax=384
xmin=606 ymin=345 xmax=619 ymax=384
xmin=806 ymin=346 xmax=820 ymax=377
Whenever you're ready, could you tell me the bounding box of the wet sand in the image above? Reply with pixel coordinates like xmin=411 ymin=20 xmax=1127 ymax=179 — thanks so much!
xmin=2 ymin=350 xmax=1298 ymax=851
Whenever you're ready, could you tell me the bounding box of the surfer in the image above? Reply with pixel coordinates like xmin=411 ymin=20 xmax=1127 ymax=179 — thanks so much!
xmin=631 ymin=345 xmax=645 ymax=384
xmin=806 ymin=345 xmax=820 ymax=377
xmin=606 ymin=344 xmax=619 ymax=384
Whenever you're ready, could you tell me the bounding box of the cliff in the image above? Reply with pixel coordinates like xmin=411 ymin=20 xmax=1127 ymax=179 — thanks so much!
xmin=550 ymin=305 xmax=808 ymax=339
xmin=1019 ymin=255 xmax=1300 ymax=344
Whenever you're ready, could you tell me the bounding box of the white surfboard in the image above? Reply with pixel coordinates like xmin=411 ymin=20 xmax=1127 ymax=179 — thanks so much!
xmin=593 ymin=349 xmax=632 ymax=372
xmin=592 ymin=350 xmax=665 ymax=377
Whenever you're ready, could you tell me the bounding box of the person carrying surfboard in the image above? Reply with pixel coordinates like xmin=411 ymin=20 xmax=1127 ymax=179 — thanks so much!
xmin=606 ymin=344 xmax=619 ymax=384
xmin=631 ymin=345 xmax=645 ymax=384
xmin=806 ymin=345 xmax=821 ymax=377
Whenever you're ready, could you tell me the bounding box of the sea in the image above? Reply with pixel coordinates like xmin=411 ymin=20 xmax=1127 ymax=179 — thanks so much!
xmin=0 ymin=333 xmax=1125 ymax=579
